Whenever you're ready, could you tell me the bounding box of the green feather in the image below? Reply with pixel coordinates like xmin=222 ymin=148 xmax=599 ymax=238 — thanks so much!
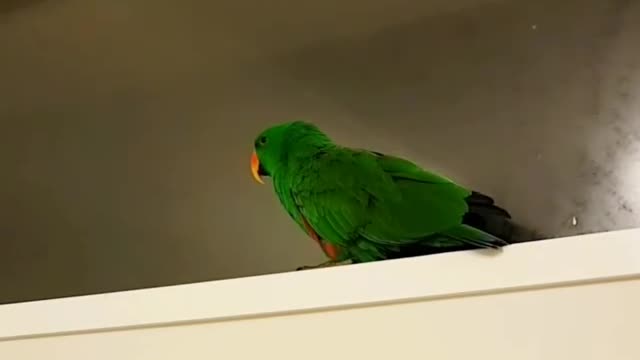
xmin=253 ymin=121 xmax=509 ymax=263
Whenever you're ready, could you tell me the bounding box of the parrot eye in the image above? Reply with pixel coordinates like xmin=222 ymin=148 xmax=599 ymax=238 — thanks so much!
xmin=257 ymin=136 xmax=268 ymax=146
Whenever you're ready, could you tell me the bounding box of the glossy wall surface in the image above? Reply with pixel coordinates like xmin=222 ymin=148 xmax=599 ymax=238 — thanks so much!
xmin=1 ymin=0 xmax=640 ymax=303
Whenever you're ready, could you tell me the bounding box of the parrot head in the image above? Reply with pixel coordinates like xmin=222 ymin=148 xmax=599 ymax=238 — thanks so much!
xmin=251 ymin=121 xmax=331 ymax=184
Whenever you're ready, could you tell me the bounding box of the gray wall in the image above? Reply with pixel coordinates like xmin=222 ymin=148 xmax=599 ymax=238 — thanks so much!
xmin=2 ymin=0 xmax=640 ymax=304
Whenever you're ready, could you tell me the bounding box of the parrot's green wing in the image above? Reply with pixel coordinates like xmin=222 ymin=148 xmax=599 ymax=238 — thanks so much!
xmin=292 ymin=149 xmax=503 ymax=261
xmin=373 ymin=152 xmax=507 ymax=247
xmin=287 ymin=149 xmax=388 ymax=249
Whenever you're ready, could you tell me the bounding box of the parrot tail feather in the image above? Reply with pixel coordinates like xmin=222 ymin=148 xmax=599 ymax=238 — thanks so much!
xmin=440 ymin=224 xmax=509 ymax=249
xmin=463 ymin=191 xmax=542 ymax=243
xmin=382 ymin=224 xmax=509 ymax=260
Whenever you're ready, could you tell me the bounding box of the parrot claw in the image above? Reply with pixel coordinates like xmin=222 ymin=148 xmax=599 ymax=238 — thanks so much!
xmin=295 ymin=265 xmax=313 ymax=271
xmin=295 ymin=260 xmax=351 ymax=271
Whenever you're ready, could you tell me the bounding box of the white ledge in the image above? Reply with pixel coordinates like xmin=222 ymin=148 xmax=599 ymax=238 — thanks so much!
xmin=1 ymin=228 xmax=639 ymax=340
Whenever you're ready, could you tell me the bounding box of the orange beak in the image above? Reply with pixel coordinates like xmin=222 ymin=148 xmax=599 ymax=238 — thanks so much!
xmin=251 ymin=150 xmax=265 ymax=184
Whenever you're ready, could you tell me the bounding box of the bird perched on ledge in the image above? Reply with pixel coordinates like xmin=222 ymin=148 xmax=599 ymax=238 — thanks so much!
xmin=250 ymin=121 xmax=518 ymax=270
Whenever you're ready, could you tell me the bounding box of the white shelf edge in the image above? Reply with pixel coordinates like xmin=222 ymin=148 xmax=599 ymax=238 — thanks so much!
xmin=1 ymin=228 xmax=639 ymax=341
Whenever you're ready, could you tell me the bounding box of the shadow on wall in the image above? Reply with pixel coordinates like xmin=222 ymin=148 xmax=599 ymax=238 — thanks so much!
xmin=270 ymin=0 xmax=640 ymax=239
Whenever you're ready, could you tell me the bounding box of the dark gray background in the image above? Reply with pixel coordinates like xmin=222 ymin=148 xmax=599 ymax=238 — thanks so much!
xmin=2 ymin=0 xmax=639 ymax=304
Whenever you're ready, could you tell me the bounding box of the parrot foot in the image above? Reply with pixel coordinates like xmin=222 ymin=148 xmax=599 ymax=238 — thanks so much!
xmin=295 ymin=260 xmax=351 ymax=271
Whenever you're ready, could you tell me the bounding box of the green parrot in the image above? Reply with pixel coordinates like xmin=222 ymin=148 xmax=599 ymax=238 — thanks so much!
xmin=251 ymin=121 xmax=516 ymax=270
